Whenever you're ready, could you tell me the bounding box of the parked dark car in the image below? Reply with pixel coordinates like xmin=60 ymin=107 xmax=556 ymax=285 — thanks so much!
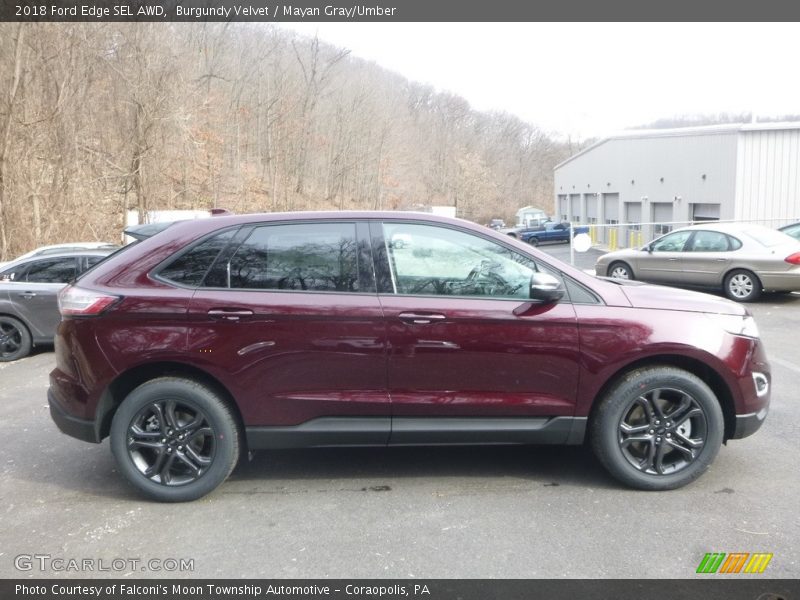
xmin=779 ymin=222 xmax=800 ymax=242
xmin=518 ymin=221 xmax=589 ymax=246
xmin=49 ymin=212 xmax=770 ymax=501
xmin=0 ymin=242 xmax=118 ymax=269
xmin=0 ymin=249 xmax=114 ymax=361
xmin=486 ymin=218 xmax=506 ymax=230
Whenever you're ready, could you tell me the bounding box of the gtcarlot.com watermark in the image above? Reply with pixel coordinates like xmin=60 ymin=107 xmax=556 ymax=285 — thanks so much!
xmin=14 ymin=554 xmax=194 ymax=573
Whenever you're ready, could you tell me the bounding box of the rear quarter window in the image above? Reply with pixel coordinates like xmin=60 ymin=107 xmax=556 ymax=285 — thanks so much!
xmin=158 ymin=230 xmax=236 ymax=287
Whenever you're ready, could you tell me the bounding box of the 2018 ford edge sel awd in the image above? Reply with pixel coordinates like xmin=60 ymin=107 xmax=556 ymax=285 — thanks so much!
xmin=48 ymin=212 xmax=770 ymax=501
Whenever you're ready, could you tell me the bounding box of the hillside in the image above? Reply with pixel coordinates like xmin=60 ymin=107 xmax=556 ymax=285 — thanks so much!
xmin=0 ymin=23 xmax=576 ymax=259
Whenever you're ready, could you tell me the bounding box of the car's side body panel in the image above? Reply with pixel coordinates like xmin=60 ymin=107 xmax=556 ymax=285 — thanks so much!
xmin=48 ymin=212 xmax=770 ymax=451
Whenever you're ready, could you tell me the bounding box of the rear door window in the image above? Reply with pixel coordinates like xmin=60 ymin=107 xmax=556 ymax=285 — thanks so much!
xmin=23 ymin=257 xmax=78 ymax=283
xmin=227 ymin=223 xmax=361 ymax=292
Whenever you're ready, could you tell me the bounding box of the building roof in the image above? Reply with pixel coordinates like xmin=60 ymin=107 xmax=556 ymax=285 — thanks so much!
xmin=555 ymin=121 xmax=800 ymax=170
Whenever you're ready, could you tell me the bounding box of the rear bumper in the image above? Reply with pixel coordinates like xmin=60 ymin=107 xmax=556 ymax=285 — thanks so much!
xmin=758 ymin=272 xmax=800 ymax=292
xmin=48 ymin=389 xmax=99 ymax=444
xmin=732 ymin=405 xmax=769 ymax=440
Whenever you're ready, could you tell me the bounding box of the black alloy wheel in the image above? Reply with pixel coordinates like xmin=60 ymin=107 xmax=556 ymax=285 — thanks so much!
xmin=617 ymin=387 xmax=708 ymax=476
xmin=0 ymin=316 xmax=32 ymax=362
xmin=126 ymin=398 xmax=216 ymax=486
xmin=111 ymin=378 xmax=240 ymax=502
xmin=591 ymin=367 xmax=724 ymax=490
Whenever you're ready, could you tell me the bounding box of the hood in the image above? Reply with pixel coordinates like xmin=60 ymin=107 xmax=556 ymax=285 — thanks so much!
xmin=613 ymin=280 xmax=746 ymax=316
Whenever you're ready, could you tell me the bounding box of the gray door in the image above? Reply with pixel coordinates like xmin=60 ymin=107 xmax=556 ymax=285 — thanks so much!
xmin=8 ymin=257 xmax=77 ymax=339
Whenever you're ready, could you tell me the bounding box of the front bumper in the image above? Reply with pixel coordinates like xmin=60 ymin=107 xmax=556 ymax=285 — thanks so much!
xmin=732 ymin=404 xmax=769 ymax=440
xmin=48 ymin=389 xmax=99 ymax=444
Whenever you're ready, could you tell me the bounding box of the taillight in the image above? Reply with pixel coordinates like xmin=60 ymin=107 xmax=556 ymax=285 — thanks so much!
xmin=58 ymin=285 xmax=120 ymax=316
xmin=785 ymin=252 xmax=800 ymax=265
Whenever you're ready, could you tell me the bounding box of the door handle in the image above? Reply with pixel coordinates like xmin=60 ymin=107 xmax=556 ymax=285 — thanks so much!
xmin=18 ymin=291 xmax=37 ymax=299
xmin=667 ymin=258 xmax=679 ymax=262
xmin=715 ymin=258 xmax=728 ymax=262
xmin=398 ymin=312 xmax=446 ymax=325
xmin=208 ymin=308 xmax=254 ymax=322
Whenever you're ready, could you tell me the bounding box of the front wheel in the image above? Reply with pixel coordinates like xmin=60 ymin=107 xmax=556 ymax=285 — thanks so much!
xmin=527 ymin=237 xmax=540 ymax=247
xmin=590 ymin=367 xmax=724 ymax=490
xmin=724 ymin=269 xmax=761 ymax=302
xmin=608 ymin=261 xmax=633 ymax=280
xmin=110 ymin=377 xmax=240 ymax=502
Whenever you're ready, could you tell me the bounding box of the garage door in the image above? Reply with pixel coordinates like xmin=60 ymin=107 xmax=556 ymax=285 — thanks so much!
xmin=625 ymin=202 xmax=642 ymax=224
xmin=569 ymin=194 xmax=581 ymax=222
xmin=652 ymin=202 xmax=672 ymax=223
xmin=586 ymin=194 xmax=599 ymax=221
xmin=692 ymin=203 xmax=720 ymax=221
xmin=558 ymin=195 xmax=568 ymax=221
xmin=603 ymin=193 xmax=619 ymax=222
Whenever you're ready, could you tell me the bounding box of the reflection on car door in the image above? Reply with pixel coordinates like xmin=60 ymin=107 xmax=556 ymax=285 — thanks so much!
xmin=374 ymin=222 xmax=581 ymax=445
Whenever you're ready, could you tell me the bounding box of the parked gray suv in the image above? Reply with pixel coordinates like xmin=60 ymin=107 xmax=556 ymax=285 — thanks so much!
xmin=0 ymin=250 xmax=113 ymax=361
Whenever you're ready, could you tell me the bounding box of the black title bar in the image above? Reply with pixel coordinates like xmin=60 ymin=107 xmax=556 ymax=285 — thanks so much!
xmin=3 ymin=579 xmax=800 ymax=600
xmin=2 ymin=0 xmax=800 ymax=22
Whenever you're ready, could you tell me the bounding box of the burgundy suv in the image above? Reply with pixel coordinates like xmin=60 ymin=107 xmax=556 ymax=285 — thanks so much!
xmin=48 ymin=212 xmax=770 ymax=501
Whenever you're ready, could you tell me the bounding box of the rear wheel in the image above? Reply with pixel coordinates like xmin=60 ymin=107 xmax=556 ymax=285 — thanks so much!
xmin=608 ymin=261 xmax=633 ymax=280
xmin=0 ymin=316 xmax=32 ymax=362
xmin=110 ymin=377 xmax=240 ymax=502
xmin=590 ymin=367 xmax=723 ymax=490
xmin=724 ymin=269 xmax=761 ymax=302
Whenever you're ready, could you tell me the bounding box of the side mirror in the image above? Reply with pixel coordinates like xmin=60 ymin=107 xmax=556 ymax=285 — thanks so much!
xmin=645 ymin=244 xmax=653 ymax=253
xmin=529 ymin=272 xmax=565 ymax=304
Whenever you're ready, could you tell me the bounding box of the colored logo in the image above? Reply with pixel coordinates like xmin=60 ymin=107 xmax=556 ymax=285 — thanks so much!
xmin=696 ymin=552 xmax=773 ymax=574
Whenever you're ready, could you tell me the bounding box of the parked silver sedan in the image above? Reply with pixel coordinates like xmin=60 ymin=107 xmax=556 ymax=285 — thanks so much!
xmin=0 ymin=249 xmax=113 ymax=361
xmin=595 ymin=223 xmax=800 ymax=302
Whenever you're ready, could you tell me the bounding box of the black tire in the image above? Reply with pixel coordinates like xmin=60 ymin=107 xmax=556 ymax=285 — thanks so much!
xmin=528 ymin=236 xmax=540 ymax=247
xmin=506 ymin=233 xmax=518 ymax=239
xmin=724 ymin=269 xmax=762 ymax=302
xmin=0 ymin=315 xmax=32 ymax=362
xmin=110 ymin=377 xmax=240 ymax=502
xmin=590 ymin=367 xmax=724 ymax=491
xmin=608 ymin=261 xmax=634 ymax=280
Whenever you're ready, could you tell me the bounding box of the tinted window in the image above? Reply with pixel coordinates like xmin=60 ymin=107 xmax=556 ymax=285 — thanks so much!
xmin=160 ymin=230 xmax=235 ymax=287
xmin=85 ymin=256 xmax=107 ymax=268
xmin=0 ymin=264 xmax=22 ymax=281
xmin=228 ymin=223 xmax=359 ymax=292
xmin=24 ymin=258 xmax=77 ymax=283
xmin=383 ymin=223 xmax=557 ymax=300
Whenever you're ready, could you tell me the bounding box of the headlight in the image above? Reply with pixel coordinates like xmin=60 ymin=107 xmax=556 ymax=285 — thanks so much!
xmin=706 ymin=314 xmax=760 ymax=339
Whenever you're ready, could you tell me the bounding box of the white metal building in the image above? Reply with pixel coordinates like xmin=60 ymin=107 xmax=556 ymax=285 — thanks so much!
xmin=515 ymin=205 xmax=548 ymax=226
xmin=554 ymin=122 xmax=800 ymax=241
